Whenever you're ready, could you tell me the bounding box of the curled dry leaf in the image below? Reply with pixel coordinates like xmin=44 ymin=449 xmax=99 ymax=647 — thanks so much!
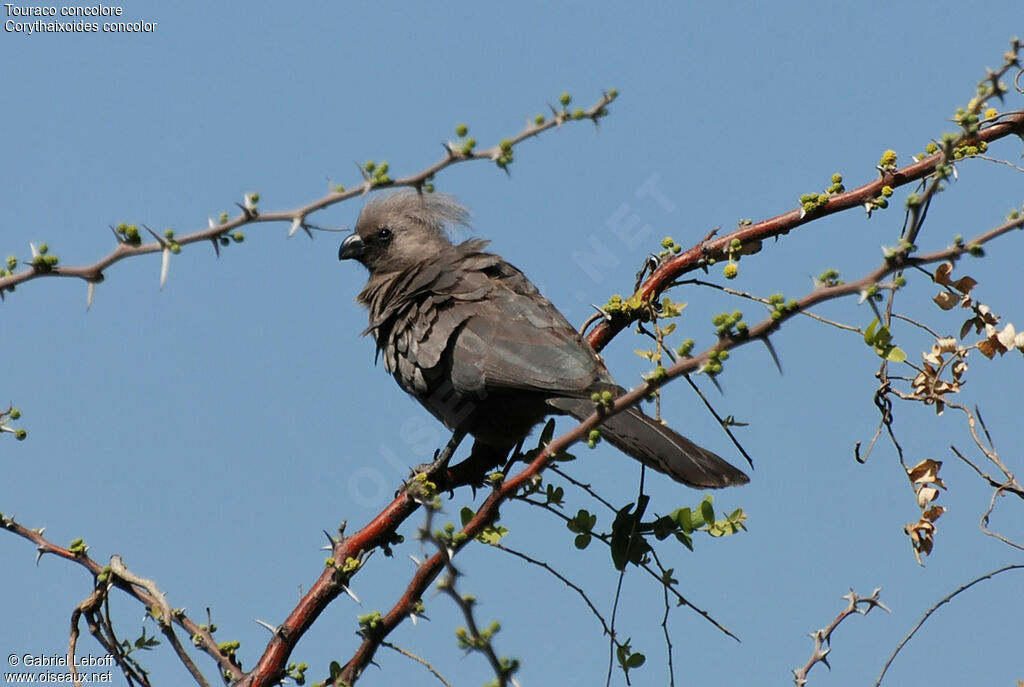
xmin=905 ymin=459 xmax=946 ymax=564
xmin=907 ymin=458 xmax=946 ymax=488
xmin=978 ymin=322 xmax=1024 ymax=358
xmin=932 ymin=262 xmax=978 ymax=296
xmin=905 ymin=519 xmax=935 ymax=565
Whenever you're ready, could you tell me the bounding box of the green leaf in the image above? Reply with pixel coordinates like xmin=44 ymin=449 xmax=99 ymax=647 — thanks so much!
xmin=538 ymin=418 xmax=556 ymax=446
xmin=886 ymin=346 xmax=907 ymax=363
xmin=610 ymin=498 xmax=652 ymax=570
xmin=699 ymin=497 xmax=715 ymax=526
xmin=864 ymin=317 xmax=878 ymax=345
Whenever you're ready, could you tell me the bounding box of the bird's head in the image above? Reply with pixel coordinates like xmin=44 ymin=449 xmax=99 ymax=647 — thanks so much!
xmin=339 ymin=190 xmax=470 ymax=273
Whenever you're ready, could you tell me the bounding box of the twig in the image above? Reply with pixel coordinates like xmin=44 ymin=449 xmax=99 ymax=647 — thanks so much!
xmin=874 ymin=565 xmax=1024 ymax=687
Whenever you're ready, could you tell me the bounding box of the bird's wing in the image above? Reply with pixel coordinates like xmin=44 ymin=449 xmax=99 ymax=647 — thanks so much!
xmin=436 ymin=250 xmax=609 ymax=396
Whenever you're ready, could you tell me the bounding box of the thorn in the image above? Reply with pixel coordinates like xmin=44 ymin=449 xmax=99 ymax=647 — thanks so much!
xmin=143 ymin=225 xmax=169 ymax=248
xmin=29 ymin=242 xmax=39 ymax=259
xmin=288 ymin=218 xmax=303 ymax=238
xmin=235 ymin=202 xmax=252 ymax=219
xmin=590 ymin=304 xmax=612 ymax=322
xmin=208 ymin=217 xmax=216 ymax=230
xmin=35 ymin=546 xmax=45 ymax=565
xmin=322 ymin=529 xmax=338 ymax=547
xmin=211 ymin=237 xmax=221 ymax=258
xmin=252 ymin=618 xmax=277 ymax=634
xmin=707 ymin=374 xmax=723 ymax=394
xmin=109 ymin=225 xmax=124 ymax=244
xmin=355 ymin=162 xmax=371 ymax=182
xmin=87 ymin=281 xmax=95 ymax=310
xmin=160 ymin=247 xmax=170 ymax=290
xmin=762 ymin=336 xmax=783 ymax=374
xmin=408 ymin=553 xmax=422 ymax=566
xmin=342 ymin=585 xmax=361 ymax=604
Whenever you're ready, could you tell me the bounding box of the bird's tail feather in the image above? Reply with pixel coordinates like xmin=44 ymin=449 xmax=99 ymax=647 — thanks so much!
xmin=547 ymin=397 xmax=749 ymax=489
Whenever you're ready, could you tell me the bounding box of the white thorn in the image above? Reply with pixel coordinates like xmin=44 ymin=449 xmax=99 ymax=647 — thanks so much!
xmin=29 ymin=242 xmax=39 ymax=259
xmin=342 ymin=585 xmax=361 ymax=604
xmin=253 ymin=618 xmax=277 ymax=634
xmin=208 ymin=217 xmax=216 ymax=229
xmin=160 ymin=247 xmax=170 ymax=290
xmin=288 ymin=218 xmax=302 ymax=238
xmin=87 ymin=282 xmax=95 ymax=311
xmin=408 ymin=553 xmax=422 ymax=566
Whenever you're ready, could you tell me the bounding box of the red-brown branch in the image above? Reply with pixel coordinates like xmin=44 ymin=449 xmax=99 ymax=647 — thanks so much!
xmin=586 ymin=110 xmax=1024 ymax=351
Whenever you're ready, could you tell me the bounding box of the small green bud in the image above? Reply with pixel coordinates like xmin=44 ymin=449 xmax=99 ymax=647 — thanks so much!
xmin=559 ymin=92 xmax=571 ymax=106
xmin=38 ymin=243 xmax=49 ymax=255
xmin=364 ymin=161 xmax=376 ymax=172
xmin=170 ymin=243 xmax=181 ymax=254
xmin=6 ymin=255 xmax=17 ymax=270
xmin=164 ymin=229 xmax=175 ymax=239
xmin=455 ymin=123 xmax=468 ymax=137
xmin=232 ymin=232 xmax=245 ymax=243
xmin=534 ymin=113 xmax=545 ymax=125
xmin=572 ymin=108 xmax=585 ymax=119
xmin=723 ymin=263 xmax=738 ymax=279
xmin=608 ymin=88 xmax=618 ymax=99
xmin=15 ymin=429 xmax=27 ymax=441
xmin=10 ymin=409 xmax=21 ymax=420
xmin=967 ymin=244 xmax=984 ymax=257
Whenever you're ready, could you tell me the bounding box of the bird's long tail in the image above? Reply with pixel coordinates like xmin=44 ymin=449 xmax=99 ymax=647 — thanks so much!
xmin=547 ymin=397 xmax=749 ymax=488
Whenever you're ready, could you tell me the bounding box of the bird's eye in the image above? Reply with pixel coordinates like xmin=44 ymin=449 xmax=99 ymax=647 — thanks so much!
xmin=376 ymin=227 xmax=393 ymax=243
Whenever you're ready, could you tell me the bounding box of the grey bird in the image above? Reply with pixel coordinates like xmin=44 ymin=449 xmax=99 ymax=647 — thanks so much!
xmin=339 ymin=190 xmax=749 ymax=489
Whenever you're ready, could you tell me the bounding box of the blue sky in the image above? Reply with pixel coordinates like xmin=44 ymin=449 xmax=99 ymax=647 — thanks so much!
xmin=2 ymin=3 xmax=1023 ymax=686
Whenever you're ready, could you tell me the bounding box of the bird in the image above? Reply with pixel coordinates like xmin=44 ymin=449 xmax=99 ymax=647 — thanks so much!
xmin=338 ymin=190 xmax=749 ymax=489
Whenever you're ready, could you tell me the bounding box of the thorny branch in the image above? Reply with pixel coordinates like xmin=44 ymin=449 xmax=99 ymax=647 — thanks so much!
xmin=874 ymin=564 xmax=1024 ymax=687
xmin=792 ymin=588 xmax=890 ymax=687
xmin=0 ymin=92 xmax=616 ymax=305
xmin=0 ymin=515 xmax=239 ymax=683
xmin=4 ymin=44 xmax=1024 ymax=687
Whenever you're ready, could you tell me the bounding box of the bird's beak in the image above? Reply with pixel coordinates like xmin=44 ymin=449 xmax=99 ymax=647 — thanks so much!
xmin=338 ymin=233 xmax=365 ymax=261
